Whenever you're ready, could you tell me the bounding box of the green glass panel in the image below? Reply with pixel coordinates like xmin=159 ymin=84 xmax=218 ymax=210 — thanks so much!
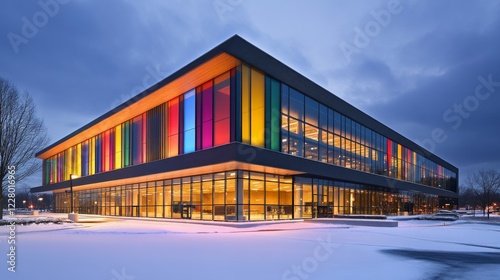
xmin=270 ymin=79 xmax=280 ymax=151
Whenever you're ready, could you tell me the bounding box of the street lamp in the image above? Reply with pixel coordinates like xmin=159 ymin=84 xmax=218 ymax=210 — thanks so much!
xmin=69 ymin=174 xmax=78 ymax=213
xmin=38 ymin=197 xmax=43 ymax=210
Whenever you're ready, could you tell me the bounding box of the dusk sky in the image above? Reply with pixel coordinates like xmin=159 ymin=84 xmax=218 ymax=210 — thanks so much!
xmin=1 ymin=0 xmax=499 ymax=188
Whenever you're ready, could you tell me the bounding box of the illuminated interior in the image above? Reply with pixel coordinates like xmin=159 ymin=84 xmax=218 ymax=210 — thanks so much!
xmin=54 ymin=170 xmax=440 ymax=219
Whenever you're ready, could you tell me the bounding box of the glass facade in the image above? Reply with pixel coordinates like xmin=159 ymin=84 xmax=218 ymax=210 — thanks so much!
xmin=278 ymin=77 xmax=457 ymax=192
xmin=43 ymin=63 xmax=456 ymax=192
xmin=54 ymin=170 xmax=439 ymax=219
xmin=43 ymin=70 xmax=235 ymax=185
xmin=43 ymin=59 xmax=457 ymax=221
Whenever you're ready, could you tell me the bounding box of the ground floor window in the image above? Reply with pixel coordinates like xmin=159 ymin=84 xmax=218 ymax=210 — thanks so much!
xmin=54 ymin=170 xmax=443 ymax=221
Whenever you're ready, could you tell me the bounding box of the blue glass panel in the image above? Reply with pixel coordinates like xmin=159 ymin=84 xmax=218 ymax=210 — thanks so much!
xmin=184 ymin=89 xmax=196 ymax=153
xmin=184 ymin=130 xmax=195 ymax=153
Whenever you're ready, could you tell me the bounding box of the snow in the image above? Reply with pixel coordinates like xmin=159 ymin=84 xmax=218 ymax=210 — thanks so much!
xmin=1 ymin=214 xmax=499 ymax=280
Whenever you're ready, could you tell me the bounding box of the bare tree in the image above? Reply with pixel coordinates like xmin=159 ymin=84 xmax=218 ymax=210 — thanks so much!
xmin=465 ymin=169 xmax=500 ymax=219
xmin=458 ymin=187 xmax=476 ymax=210
xmin=1 ymin=77 xmax=49 ymax=219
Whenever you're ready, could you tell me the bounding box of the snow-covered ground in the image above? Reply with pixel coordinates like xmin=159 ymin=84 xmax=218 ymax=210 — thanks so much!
xmin=1 ymin=215 xmax=499 ymax=280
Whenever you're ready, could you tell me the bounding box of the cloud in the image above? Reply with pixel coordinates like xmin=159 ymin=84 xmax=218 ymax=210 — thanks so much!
xmin=1 ymin=0 xmax=500 ymax=186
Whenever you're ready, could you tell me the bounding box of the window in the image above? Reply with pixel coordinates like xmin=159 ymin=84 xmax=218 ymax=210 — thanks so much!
xmin=214 ymin=72 xmax=231 ymax=146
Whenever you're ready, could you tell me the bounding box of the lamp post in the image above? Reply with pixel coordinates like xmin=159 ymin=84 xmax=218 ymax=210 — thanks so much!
xmin=38 ymin=197 xmax=43 ymax=210
xmin=69 ymin=174 xmax=78 ymax=213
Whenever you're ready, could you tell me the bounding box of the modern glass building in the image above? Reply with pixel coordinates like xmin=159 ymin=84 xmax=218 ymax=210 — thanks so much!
xmin=32 ymin=35 xmax=458 ymax=221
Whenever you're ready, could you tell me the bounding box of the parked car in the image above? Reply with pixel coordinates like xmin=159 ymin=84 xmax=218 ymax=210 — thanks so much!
xmin=433 ymin=210 xmax=459 ymax=220
xmin=418 ymin=210 xmax=459 ymax=221
xmin=453 ymin=210 xmax=468 ymax=216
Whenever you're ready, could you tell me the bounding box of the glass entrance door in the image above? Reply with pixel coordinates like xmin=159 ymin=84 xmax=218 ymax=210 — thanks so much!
xmin=181 ymin=204 xmax=191 ymax=219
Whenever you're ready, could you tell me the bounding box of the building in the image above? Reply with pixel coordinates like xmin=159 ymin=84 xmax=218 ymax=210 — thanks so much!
xmin=31 ymin=35 xmax=458 ymax=221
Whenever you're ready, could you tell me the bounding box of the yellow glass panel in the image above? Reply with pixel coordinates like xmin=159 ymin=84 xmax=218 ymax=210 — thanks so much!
xmin=241 ymin=65 xmax=250 ymax=143
xmin=250 ymin=68 xmax=265 ymax=147
xmin=65 ymin=148 xmax=72 ymax=180
xmin=76 ymin=143 xmax=81 ymax=177
xmin=89 ymin=137 xmax=95 ymax=175
xmin=115 ymin=124 xmax=122 ymax=169
xmin=398 ymin=144 xmax=402 ymax=179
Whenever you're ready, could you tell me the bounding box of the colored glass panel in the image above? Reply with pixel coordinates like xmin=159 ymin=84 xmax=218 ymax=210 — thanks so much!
xmin=132 ymin=115 xmax=143 ymax=165
xmin=183 ymin=89 xmax=196 ymax=153
xmin=241 ymin=64 xmax=250 ymax=143
xmin=76 ymin=143 xmax=82 ymax=176
xmin=214 ymin=119 xmax=230 ymax=146
xmin=74 ymin=146 xmax=78 ymax=175
xmin=95 ymin=135 xmax=102 ymax=173
xmin=58 ymin=153 xmax=63 ymax=181
xmin=387 ymin=139 xmax=392 ymax=176
xmin=168 ymin=97 xmax=179 ymax=157
xmin=214 ymin=72 xmax=230 ymax=146
xmin=163 ymin=104 xmax=168 ymax=158
xmin=195 ymin=86 xmax=202 ymax=150
xmin=201 ymin=81 xmax=213 ymax=149
xmin=111 ymin=129 xmax=116 ymax=170
xmin=89 ymin=137 xmax=95 ymax=175
xmin=398 ymin=143 xmax=402 ymax=179
xmin=250 ymin=69 xmax=265 ymax=147
xmin=266 ymin=76 xmax=280 ymax=151
xmin=62 ymin=150 xmax=68 ymax=180
xmin=123 ymin=122 xmax=130 ymax=167
xmin=83 ymin=140 xmax=89 ymax=176
xmin=231 ymin=68 xmax=239 ymax=142
xmin=142 ymin=113 xmax=147 ymax=163
xmin=115 ymin=124 xmax=122 ymax=169
xmin=103 ymin=130 xmax=110 ymax=172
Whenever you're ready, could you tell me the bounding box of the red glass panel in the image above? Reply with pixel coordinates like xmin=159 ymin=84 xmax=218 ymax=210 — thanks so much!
xmin=202 ymin=81 xmax=213 ymax=149
xmin=168 ymin=97 xmax=179 ymax=156
xmin=387 ymin=139 xmax=392 ymax=174
xmin=142 ymin=112 xmax=147 ymax=163
xmin=202 ymin=82 xmax=213 ymax=122
xmin=103 ymin=130 xmax=109 ymax=172
xmin=214 ymin=72 xmax=230 ymax=121
xmin=214 ymin=119 xmax=230 ymax=146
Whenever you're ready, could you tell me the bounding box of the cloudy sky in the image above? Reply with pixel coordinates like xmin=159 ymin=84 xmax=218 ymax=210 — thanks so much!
xmin=1 ymin=0 xmax=499 ymax=188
